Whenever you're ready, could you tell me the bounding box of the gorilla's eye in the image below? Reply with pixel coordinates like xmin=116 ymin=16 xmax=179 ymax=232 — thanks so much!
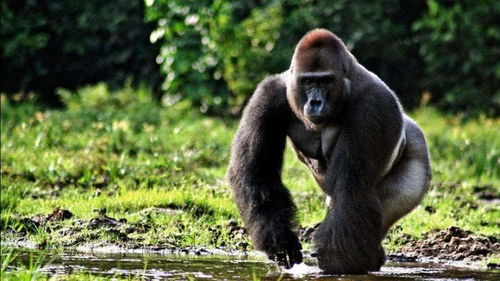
xmin=301 ymin=77 xmax=312 ymax=85
xmin=300 ymin=72 xmax=336 ymax=88
xmin=322 ymin=75 xmax=335 ymax=83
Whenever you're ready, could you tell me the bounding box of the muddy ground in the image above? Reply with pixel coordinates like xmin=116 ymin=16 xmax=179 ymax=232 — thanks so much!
xmin=2 ymin=208 xmax=499 ymax=270
xmin=2 ymin=207 xmax=249 ymax=253
xmin=397 ymin=226 xmax=499 ymax=269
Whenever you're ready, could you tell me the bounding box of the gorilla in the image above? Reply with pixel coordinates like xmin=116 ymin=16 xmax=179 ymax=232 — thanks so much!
xmin=227 ymin=29 xmax=431 ymax=274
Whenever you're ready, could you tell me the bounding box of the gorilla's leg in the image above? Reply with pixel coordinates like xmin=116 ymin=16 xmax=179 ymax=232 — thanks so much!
xmin=378 ymin=117 xmax=431 ymax=234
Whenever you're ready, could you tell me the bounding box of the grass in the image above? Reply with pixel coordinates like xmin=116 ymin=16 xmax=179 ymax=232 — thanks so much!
xmin=1 ymin=84 xmax=499 ymax=277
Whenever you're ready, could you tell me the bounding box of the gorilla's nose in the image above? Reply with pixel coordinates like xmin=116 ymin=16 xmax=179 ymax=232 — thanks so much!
xmin=308 ymin=98 xmax=323 ymax=112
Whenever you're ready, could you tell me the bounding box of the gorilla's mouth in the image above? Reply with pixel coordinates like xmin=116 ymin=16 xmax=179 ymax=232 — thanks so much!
xmin=307 ymin=115 xmax=326 ymax=125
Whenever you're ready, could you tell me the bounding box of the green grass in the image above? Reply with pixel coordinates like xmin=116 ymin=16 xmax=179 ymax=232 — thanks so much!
xmin=1 ymin=84 xmax=499 ymax=258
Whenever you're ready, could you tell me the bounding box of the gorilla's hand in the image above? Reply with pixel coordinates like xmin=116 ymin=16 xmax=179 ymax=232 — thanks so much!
xmin=254 ymin=226 xmax=302 ymax=268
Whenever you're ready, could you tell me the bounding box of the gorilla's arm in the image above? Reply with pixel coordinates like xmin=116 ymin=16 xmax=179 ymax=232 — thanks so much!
xmin=314 ymin=81 xmax=404 ymax=274
xmin=227 ymin=76 xmax=302 ymax=268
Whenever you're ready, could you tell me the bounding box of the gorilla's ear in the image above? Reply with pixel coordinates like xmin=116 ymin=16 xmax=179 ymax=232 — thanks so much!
xmin=343 ymin=78 xmax=351 ymax=94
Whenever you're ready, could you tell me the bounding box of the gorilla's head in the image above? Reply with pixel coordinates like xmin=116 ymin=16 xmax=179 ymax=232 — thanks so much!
xmin=287 ymin=29 xmax=352 ymax=129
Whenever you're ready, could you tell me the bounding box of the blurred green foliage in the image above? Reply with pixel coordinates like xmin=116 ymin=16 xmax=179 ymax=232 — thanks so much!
xmin=145 ymin=0 xmax=426 ymax=111
xmin=1 ymin=0 xmax=160 ymax=105
xmin=414 ymin=0 xmax=500 ymax=115
xmin=146 ymin=0 xmax=498 ymax=115
xmin=1 ymin=0 xmax=498 ymax=114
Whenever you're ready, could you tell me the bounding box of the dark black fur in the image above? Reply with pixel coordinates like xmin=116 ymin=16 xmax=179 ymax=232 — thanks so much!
xmin=228 ymin=29 xmax=430 ymax=274
xmin=227 ymin=76 xmax=303 ymax=268
xmin=313 ymin=80 xmax=403 ymax=273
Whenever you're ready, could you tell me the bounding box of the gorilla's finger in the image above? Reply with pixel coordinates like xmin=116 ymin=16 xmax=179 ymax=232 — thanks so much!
xmin=276 ymin=252 xmax=286 ymax=262
xmin=285 ymin=240 xmax=302 ymax=265
xmin=277 ymin=260 xmax=288 ymax=268
xmin=282 ymin=256 xmax=292 ymax=269
xmin=275 ymin=252 xmax=288 ymax=268
xmin=287 ymin=249 xmax=302 ymax=266
xmin=267 ymin=254 xmax=277 ymax=261
xmin=293 ymin=250 xmax=303 ymax=264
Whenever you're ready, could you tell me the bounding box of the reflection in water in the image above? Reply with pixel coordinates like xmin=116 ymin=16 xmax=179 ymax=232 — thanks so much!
xmin=5 ymin=249 xmax=499 ymax=280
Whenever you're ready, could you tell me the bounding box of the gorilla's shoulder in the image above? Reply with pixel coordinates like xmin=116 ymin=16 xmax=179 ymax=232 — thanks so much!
xmin=257 ymin=74 xmax=287 ymax=94
xmin=252 ymin=73 xmax=289 ymax=107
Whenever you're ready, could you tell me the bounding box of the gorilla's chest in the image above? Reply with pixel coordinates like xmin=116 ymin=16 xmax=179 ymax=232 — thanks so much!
xmin=287 ymin=122 xmax=340 ymax=161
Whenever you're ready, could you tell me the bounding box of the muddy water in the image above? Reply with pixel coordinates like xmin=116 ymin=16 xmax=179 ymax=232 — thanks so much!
xmin=6 ymin=249 xmax=499 ymax=280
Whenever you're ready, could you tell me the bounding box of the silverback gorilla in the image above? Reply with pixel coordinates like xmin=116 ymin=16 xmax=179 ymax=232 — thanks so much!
xmin=228 ymin=29 xmax=431 ymax=274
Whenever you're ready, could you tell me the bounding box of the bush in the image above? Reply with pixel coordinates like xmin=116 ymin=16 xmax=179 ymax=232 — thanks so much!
xmin=146 ymin=0 xmax=426 ymax=112
xmin=145 ymin=0 xmax=234 ymax=112
xmin=0 ymin=0 xmax=160 ymax=105
xmin=147 ymin=0 xmax=498 ymax=115
xmin=3 ymin=1 xmax=497 ymax=115
xmin=414 ymin=0 xmax=500 ymax=115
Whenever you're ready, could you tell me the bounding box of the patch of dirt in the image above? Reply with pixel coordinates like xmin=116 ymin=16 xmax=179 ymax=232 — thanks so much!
xmin=138 ymin=207 xmax=185 ymax=216
xmin=33 ymin=208 xmax=73 ymax=223
xmin=400 ymin=226 xmax=500 ymax=261
xmin=473 ymin=185 xmax=500 ymax=205
xmin=385 ymin=254 xmax=417 ymax=262
xmin=207 ymin=220 xmax=248 ymax=250
xmin=4 ymin=208 xmax=253 ymax=253
xmin=227 ymin=220 xmax=248 ymax=248
xmin=22 ymin=208 xmax=74 ymax=229
xmin=5 ymin=208 xmax=154 ymax=249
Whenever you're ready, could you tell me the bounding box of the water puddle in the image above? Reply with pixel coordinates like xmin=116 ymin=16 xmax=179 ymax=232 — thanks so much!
xmin=4 ymin=249 xmax=499 ymax=280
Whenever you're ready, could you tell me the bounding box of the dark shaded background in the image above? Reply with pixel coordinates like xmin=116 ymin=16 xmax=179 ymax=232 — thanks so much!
xmin=1 ymin=0 xmax=160 ymax=106
xmin=1 ymin=0 xmax=498 ymax=115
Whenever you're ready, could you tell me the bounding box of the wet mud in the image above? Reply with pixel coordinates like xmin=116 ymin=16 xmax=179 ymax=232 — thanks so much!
xmin=399 ymin=226 xmax=499 ymax=262
xmin=3 ymin=208 xmax=249 ymax=253
xmin=3 ymin=208 xmax=499 ymax=273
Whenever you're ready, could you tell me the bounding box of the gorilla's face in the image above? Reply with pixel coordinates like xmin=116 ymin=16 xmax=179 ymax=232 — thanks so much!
xmin=291 ymin=70 xmax=344 ymax=127
xmin=298 ymin=72 xmax=335 ymax=125
xmin=287 ymin=39 xmax=350 ymax=129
